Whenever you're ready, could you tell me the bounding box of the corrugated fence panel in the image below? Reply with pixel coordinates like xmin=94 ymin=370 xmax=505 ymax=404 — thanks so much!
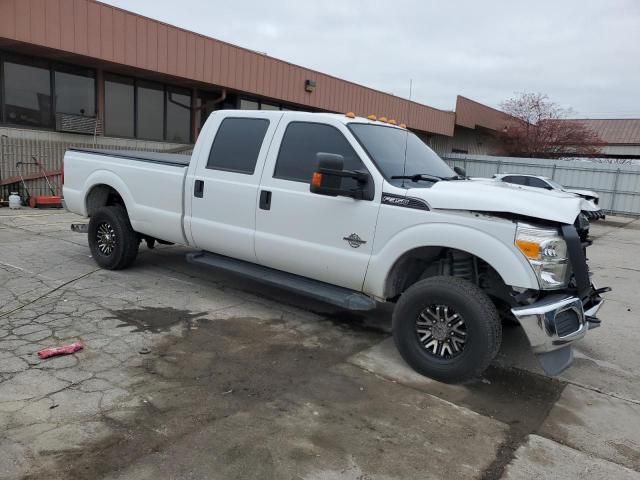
xmin=0 ymin=135 xmax=191 ymax=201
xmin=443 ymin=153 xmax=640 ymax=216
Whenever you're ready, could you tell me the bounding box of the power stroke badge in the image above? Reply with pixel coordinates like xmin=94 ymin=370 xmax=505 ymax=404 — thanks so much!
xmin=343 ymin=233 xmax=367 ymax=248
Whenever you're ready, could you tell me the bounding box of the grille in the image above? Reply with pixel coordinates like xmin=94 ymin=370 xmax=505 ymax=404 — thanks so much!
xmin=555 ymin=309 xmax=581 ymax=337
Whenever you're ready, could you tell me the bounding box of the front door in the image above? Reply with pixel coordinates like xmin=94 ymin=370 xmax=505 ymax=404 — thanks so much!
xmin=255 ymin=116 xmax=381 ymax=291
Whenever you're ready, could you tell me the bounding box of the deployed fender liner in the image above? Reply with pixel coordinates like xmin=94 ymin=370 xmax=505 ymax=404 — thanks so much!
xmin=187 ymin=251 xmax=377 ymax=311
xmin=537 ymin=345 xmax=574 ymax=376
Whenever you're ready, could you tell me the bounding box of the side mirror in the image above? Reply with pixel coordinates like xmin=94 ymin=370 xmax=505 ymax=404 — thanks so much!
xmin=310 ymin=153 xmax=369 ymax=199
xmin=454 ymin=166 xmax=466 ymax=178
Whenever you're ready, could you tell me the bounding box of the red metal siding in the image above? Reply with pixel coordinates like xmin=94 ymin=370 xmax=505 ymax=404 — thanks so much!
xmin=0 ymin=0 xmax=455 ymax=135
xmin=455 ymin=96 xmax=513 ymax=132
xmin=45 ymin=0 xmax=61 ymax=50
xmin=30 ymin=0 xmax=46 ymax=46
xmin=100 ymin=5 xmax=114 ymax=62
xmin=60 ymin=0 xmax=75 ymax=52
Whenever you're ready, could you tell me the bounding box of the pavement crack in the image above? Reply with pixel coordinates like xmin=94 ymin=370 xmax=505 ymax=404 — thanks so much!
xmin=0 ymin=269 xmax=101 ymax=320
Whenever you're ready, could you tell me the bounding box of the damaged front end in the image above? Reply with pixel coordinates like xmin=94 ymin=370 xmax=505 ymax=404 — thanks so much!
xmin=511 ymin=215 xmax=610 ymax=376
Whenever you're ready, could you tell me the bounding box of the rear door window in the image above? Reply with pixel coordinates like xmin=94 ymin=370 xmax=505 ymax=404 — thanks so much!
xmin=207 ymin=117 xmax=270 ymax=174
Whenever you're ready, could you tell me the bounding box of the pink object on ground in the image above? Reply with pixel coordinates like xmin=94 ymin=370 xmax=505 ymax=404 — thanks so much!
xmin=37 ymin=342 xmax=84 ymax=359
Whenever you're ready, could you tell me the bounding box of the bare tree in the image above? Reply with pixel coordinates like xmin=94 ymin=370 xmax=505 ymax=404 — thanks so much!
xmin=499 ymin=92 xmax=602 ymax=158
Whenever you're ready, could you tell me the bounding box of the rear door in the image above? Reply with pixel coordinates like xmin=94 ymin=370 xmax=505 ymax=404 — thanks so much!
xmin=188 ymin=112 xmax=281 ymax=261
xmin=254 ymin=116 xmax=382 ymax=290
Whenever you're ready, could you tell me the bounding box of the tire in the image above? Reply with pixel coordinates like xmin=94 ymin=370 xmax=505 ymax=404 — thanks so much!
xmin=88 ymin=206 xmax=139 ymax=270
xmin=392 ymin=276 xmax=502 ymax=384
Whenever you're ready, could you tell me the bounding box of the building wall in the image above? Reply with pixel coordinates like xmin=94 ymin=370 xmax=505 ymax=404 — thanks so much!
xmin=417 ymin=127 xmax=503 ymax=157
xmin=0 ymin=0 xmax=455 ymax=136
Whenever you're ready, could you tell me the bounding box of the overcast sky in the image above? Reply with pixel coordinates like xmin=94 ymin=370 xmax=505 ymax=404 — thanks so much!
xmin=101 ymin=0 xmax=640 ymax=118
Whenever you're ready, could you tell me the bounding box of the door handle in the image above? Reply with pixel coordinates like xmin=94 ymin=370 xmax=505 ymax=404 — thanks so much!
xmin=194 ymin=180 xmax=204 ymax=198
xmin=259 ymin=190 xmax=272 ymax=210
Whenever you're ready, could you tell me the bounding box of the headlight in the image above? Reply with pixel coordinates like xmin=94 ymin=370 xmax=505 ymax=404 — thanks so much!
xmin=515 ymin=223 xmax=569 ymax=289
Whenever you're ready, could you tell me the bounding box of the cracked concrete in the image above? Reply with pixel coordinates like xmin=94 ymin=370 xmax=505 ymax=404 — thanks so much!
xmin=1 ymin=209 xmax=640 ymax=480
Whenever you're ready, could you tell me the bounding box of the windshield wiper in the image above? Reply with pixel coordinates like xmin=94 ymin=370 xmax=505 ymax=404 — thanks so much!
xmin=391 ymin=173 xmax=449 ymax=183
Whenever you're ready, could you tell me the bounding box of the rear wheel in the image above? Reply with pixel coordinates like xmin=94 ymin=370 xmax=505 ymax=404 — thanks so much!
xmin=88 ymin=206 xmax=139 ymax=270
xmin=392 ymin=276 xmax=502 ymax=383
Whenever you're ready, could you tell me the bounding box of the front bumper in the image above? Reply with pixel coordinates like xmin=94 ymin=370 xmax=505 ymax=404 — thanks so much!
xmin=582 ymin=208 xmax=605 ymax=220
xmin=511 ymin=286 xmax=606 ymax=375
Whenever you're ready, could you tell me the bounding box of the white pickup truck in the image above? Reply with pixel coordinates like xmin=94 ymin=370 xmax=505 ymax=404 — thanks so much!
xmin=63 ymin=110 xmax=608 ymax=383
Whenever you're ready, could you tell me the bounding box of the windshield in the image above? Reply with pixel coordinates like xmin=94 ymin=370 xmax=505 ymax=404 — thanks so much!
xmin=348 ymin=123 xmax=455 ymax=187
xmin=545 ymin=178 xmax=565 ymax=190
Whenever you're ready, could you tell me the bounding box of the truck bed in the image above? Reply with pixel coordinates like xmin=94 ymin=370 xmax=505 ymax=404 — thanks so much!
xmin=63 ymin=147 xmax=191 ymax=246
xmin=68 ymin=148 xmax=191 ymax=167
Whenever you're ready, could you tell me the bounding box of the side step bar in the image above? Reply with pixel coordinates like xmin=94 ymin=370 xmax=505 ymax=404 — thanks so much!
xmin=186 ymin=251 xmax=377 ymax=311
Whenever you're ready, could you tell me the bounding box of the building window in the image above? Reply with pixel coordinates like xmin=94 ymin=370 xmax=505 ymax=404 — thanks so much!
xmin=166 ymin=88 xmax=192 ymax=143
xmin=103 ymin=73 xmax=192 ymax=142
xmin=104 ymin=74 xmax=135 ymax=138
xmin=260 ymin=102 xmax=280 ymax=111
xmin=239 ymin=96 xmax=297 ymax=111
xmin=239 ymin=98 xmax=260 ymax=110
xmin=136 ymin=81 xmax=164 ymax=141
xmin=2 ymin=60 xmax=52 ymax=128
xmin=54 ymin=67 xmax=95 ymax=117
xmin=206 ymin=118 xmax=269 ymax=174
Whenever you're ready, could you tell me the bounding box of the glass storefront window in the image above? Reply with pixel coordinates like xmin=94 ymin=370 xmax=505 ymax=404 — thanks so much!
xmin=239 ymin=99 xmax=259 ymax=110
xmin=104 ymin=74 xmax=134 ymax=137
xmin=136 ymin=81 xmax=164 ymax=141
xmin=55 ymin=67 xmax=95 ymax=117
xmin=260 ymin=102 xmax=280 ymax=111
xmin=166 ymin=88 xmax=191 ymax=143
xmin=3 ymin=61 xmax=52 ymax=127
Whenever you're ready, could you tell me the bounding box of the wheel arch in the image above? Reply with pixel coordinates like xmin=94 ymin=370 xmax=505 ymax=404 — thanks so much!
xmin=83 ymin=171 xmax=135 ymax=218
xmin=364 ymin=223 xmax=540 ymax=299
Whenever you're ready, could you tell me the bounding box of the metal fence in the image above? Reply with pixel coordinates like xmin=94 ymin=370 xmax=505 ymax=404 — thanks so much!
xmin=443 ymin=153 xmax=640 ymax=217
xmin=0 ymin=135 xmax=191 ymax=202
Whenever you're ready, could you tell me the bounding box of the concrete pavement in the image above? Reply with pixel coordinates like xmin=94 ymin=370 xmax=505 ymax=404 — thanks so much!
xmin=1 ymin=208 xmax=639 ymax=479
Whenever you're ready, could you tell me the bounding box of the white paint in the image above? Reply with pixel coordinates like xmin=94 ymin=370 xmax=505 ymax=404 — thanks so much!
xmin=63 ymin=110 xmax=592 ymax=297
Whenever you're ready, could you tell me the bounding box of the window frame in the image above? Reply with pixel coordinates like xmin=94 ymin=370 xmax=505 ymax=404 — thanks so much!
xmin=104 ymin=73 xmax=136 ymax=138
xmin=166 ymin=86 xmax=193 ymax=144
xmin=1 ymin=53 xmax=55 ymax=129
xmin=238 ymin=95 xmax=302 ymax=112
xmin=103 ymin=71 xmax=193 ymax=143
xmin=205 ymin=116 xmax=270 ymax=175
xmin=0 ymin=51 xmax=99 ymax=130
xmin=273 ymin=120 xmax=369 ymax=184
xmin=135 ymin=79 xmax=166 ymax=141
xmin=53 ymin=64 xmax=97 ymax=117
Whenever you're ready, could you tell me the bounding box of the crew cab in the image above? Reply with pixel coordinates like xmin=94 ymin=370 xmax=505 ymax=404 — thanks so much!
xmin=63 ymin=110 xmax=608 ymax=383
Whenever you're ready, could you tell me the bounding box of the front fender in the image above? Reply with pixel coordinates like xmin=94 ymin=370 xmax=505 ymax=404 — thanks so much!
xmin=363 ymin=222 xmax=540 ymax=298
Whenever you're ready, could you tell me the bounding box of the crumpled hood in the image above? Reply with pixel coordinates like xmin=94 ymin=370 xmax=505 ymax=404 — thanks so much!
xmin=564 ymin=187 xmax=599 ymax=199
xmin=408 ymin=178 xmax=582 ymax=224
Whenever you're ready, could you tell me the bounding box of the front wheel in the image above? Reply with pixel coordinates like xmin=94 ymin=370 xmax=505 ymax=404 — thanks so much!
xmin=392 ymin=276 xmax=502 ymax=383
xmin=88 ymin=206 xmax=139 ymax=270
